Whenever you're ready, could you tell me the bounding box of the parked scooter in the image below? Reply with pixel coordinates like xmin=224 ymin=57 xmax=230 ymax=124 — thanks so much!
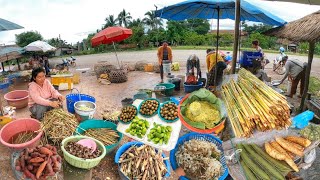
xmin=55 ymin=56 xmax=76 ymax=70
xmin=66 ymin=56 xmax=76 ymax=67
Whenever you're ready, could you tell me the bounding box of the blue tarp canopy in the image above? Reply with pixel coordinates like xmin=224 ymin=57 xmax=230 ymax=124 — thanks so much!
xmin=0 ymin=18 xmax=23 ymax=32
xmin=155 ymin=0 xmax=286 ymax=26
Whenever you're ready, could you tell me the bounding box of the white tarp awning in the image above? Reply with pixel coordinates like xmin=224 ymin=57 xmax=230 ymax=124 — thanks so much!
xmin=25 ymin=40 xmax=56 ymax=52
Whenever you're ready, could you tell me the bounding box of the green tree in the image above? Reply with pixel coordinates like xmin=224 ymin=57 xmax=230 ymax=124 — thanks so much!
xmin=125 ymin=25 xmax=145 ymax=48
xmin=242 ymin=22 xmax=273 ymax=34
xmin=15 ymin=31 xmax=43 ymax=47
xmin=118 ymin=9 xmax=132 ymax=27
xmin=104 ymin=15 xmax=118 ymax=28
xmin=166 ymin=20 xmax=188 ymax=45
xmin=186 ymin=19 xmax=210 ymax=35
xmin=143 ymin=11 xmax=163 ymax=30
xmin=128 ymin=18 xmax=143 ymax=28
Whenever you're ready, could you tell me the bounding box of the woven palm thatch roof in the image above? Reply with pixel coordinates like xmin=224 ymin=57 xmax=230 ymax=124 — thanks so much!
xmin=264 ymin=10 xmax=320 ymax=43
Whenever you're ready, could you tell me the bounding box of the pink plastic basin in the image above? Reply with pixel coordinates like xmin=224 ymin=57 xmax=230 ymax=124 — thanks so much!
xmin=4 ymin=90 xmax=29 ymax=109
xmin=0 ymin=118 xmax=43 ymax=150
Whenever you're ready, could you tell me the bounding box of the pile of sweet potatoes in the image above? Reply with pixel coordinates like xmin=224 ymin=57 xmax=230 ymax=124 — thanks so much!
xmin=15 ymin=144 xmax=61 ymax=180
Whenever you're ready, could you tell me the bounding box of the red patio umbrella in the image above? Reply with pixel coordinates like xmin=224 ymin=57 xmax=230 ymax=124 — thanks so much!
xmin=91 ymin=26 xmax=133 ymax=67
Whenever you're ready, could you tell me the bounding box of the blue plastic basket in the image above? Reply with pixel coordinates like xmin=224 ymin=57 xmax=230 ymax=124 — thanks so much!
xmin=183 ymin=82 xmax=203 ymax=93
xmin=138 ymin=98 xmax=160 ymax=118
xmin=170 ymin=132 xmax=229 ymax=180
xmin=240 ymin=51 xmax=263 ymax=67
xmin=118 ymin=105 xmax=138 ymax=124
xmin=115 ymin=141 xmax=171 ymax=180
xmin=0 ymin=82 xmax=10 ymax=93
xmin=66 ymin=90 xmax=96 ymax=114
xmin=158 ymin=101 xmax=179 ymax=123
xmin=75 ymin=119 xmax=123 ymax=155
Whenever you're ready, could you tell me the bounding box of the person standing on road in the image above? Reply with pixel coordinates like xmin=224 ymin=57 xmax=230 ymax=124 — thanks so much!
xmin=280 ymin=57 xmax=306 ymax=98
xmin=157 ymin=41 xmax=172 ymax=83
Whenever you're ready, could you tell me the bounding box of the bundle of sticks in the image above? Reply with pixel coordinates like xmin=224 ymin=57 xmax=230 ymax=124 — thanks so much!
xmin=222 ymin=69 xmax=291 ymax=137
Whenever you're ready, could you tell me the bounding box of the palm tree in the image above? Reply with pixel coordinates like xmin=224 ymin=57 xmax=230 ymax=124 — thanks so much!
xmin=143 ymin=11 xmax=163 ymax=30
xmin=128 ymin=18 xmax=143 ymax=28
xmin=118 ymin=9 xmax=132 ymax=27
xmin=104 ymin=15 xmax=118 ymax=28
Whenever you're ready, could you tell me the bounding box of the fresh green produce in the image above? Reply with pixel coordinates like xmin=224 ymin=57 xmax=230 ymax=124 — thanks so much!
xmin=78 ymin=105 xmax=93 ymax=111
xmin=147 ymin=123 xmax=172 ymax=145
xmin=237 ymin=144 xmax=270 ymax=180
xmin=125 ymin=117 xmax=149 ymax=138
xmin=119 ymin=106 xmax=137 ymax=123
xmin=242 ymin=144 xmax=284 ymax=180
xmin=139 ymin=99 xmax=159 ymax=116
xmin=160 ymin=102 xmax=178 ymax=121
xmin=300 ymin=123 xmax=320 ymax=141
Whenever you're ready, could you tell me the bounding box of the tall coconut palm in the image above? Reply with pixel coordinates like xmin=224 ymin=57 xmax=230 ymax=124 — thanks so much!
xmin=143 ymin=11 xmax=163 ymax=30
xmin=104 ymin=15 xmax=118 ymax=28
xmin=128 ymin=18 xmax=143 ymax=28
xmin=118 ymin=9 xmax=132 ymax=27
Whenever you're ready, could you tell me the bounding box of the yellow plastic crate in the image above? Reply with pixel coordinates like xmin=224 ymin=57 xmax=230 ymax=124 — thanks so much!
xmin=144 ymin=64 xmax=154 ymax=72
xmin=51 ymin=74 xmax=74 ymax=90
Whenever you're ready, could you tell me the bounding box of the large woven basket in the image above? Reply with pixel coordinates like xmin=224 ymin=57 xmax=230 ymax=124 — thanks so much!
xmin=61 ymin=135 xmax=106 ymax=169
xmin=170 ymin=132 xmax=228 ymax=180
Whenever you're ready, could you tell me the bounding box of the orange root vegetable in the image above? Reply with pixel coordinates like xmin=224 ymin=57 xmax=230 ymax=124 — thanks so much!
xmin=285 ymin=136 xmax=311 ymax=147
xmin=275 ymin=137 xmax=304 ymax=157
xmin=270 ymin=141 xmax=293 ymax=159
xmin=39 ymin=147 xmax=53 ymax=156
xmin=46 ymin=158 xmax=55 ymax=176
xmin=265 ymin=142 xmax=286 ymax=160
xmin=30 ymin=152 xmax=41 ymax=158
xmin=24 ymin=169 xmax=36 ymax=180
xmin=29 ymin=157 xmax=45 ymax=163
xmin=36 ymin=161 xmax=47 ymax=179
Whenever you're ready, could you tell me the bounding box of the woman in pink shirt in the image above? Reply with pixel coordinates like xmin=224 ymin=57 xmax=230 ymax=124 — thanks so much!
xmin=29 ymin=68 xmax=65 ymax=120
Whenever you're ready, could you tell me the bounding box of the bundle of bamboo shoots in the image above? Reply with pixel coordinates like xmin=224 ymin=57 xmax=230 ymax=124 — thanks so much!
xmin=222 ymin=69 xmax=291 ymax=137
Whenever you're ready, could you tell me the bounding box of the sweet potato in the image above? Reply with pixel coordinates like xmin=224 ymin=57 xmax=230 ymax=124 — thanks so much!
xmin=46 ymin=158 xmax=55 ymax=176
xmin=29 ymin=157 xmax=45 ymax=163
xmin=27 ymin=165 xmax=33 ymax=171
xmin=36 ymin=161 xmax=47 ymax=179
xmin=285 ymin=136 xmax=311 ymax=147
xmin=30 ymin=152 xmax=41 ymax=158
xmin=20 ymin=156 xmax=26 ymax=170
xmin=15 ymin=166 xmax=21 ymax=171
xmin=275 ymin=137 xmax=304 ymax=157
xmin=24 ymin=169 xmax=36 ymax=180
xmin=39 ymin=147 xmax=53 ymax=156
xmin=32 ymin=162 xmax=41 ymax=167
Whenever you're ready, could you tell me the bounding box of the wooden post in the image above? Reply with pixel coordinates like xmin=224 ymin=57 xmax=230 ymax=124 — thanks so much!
xmin=17 ymin=58 xmax=21 ymax=71
xmin=231 ymin=0 xmax=240 ymax=74
xmin=1 ymin=62 xmax=4 ymax=72
xmin=299 ymin=41 xmax=315 ymax=112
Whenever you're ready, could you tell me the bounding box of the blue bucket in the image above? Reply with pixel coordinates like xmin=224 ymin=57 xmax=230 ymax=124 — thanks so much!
xmin=66 ymin=89 xmax=95 ymax=114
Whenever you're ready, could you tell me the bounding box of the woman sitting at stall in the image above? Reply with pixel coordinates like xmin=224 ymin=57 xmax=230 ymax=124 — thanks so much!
xmin=28 ymin=67 xmax=65 ymax=120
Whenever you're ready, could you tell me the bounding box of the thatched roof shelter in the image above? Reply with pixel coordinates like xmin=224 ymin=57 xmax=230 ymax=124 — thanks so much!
xmin=264 ymin=10 xmax=320 ymax=112
xmin=264 ymin=10 xmax=320 ymax=43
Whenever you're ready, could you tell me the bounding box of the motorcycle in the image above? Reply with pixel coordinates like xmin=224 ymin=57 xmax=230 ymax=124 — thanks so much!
xmin=66 ymin=56 xmax=76 ymax=67
xmin=273 ymin=54 xmax=286 ymax=75
xmin=55 ymin=57 xmax=76 ymax=70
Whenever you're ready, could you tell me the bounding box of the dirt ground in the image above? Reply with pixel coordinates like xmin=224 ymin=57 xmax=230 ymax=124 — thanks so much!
xmin=1 ymin=50 xmax=320 ymax=180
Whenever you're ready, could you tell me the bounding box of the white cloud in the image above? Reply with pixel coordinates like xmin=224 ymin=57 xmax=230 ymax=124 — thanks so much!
xmin=0 ymin=0 xmax=319 ymax=45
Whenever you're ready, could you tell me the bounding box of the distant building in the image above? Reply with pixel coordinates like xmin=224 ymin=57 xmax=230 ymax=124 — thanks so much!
xmin=276 ymin=39 xmax=298 ymax=53
xmin=55 ymin=46 xmax=78 ymax=56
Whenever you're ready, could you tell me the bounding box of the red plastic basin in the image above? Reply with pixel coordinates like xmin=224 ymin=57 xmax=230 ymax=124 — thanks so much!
xmin=0 ymin=118 xmax=43 ymax=150
xmin=4 ymin=90 xmax=29 ymax=109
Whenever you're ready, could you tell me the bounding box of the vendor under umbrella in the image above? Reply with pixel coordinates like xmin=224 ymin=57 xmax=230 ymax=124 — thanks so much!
xmin=186 ymin=54 xmax=201 ymax=79
xmin=28 ymin=67 xmax=65 ymax=120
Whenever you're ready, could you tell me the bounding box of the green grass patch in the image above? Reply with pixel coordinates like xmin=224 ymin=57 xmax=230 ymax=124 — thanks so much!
xmin=309 ymin=76 xmax=320 ymax=96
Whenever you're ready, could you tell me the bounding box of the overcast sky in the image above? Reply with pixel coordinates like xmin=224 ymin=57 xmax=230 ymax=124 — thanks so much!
xmin=0 ymin=0 xmax=319 ymax=45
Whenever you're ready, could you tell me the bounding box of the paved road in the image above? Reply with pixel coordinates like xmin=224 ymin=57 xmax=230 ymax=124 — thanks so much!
xmin=50 ymin=49 xmax=320 ymax=77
